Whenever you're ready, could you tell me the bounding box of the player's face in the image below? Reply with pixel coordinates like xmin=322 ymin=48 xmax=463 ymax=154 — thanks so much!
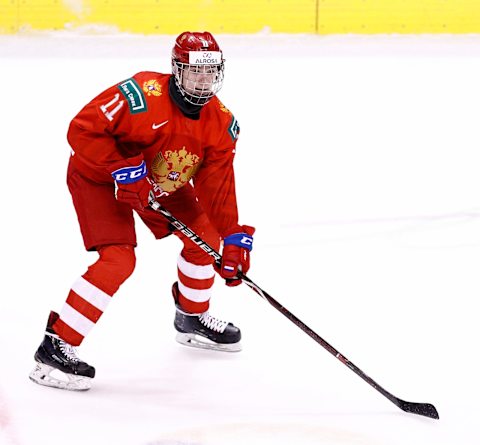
xmin=182 ymin=65 xmax=219 ymax=97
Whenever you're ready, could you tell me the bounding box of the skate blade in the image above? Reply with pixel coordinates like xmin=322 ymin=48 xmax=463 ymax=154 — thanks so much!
xmin=176 ymin=333 xmax=241 ymax=352
xmin=29 ymin=363 xmax=92 ymax=391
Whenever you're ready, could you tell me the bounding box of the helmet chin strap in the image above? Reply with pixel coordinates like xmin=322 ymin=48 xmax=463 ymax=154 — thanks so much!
xmin=168 ymin=76 xmax=203 ymax=119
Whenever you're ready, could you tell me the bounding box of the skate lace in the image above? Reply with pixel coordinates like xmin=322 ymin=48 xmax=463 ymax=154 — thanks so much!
xmin=199 ymin=312 xmax=228 ymax=333
xmin=58 ymin=340 xmax=80 ymax=362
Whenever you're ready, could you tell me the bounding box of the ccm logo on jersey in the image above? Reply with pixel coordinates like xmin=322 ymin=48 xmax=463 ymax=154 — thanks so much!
xmin=111 ymin=161 xmax=147 ymax=184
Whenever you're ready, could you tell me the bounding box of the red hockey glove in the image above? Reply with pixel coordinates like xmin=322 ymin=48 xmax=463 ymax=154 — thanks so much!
xmin=220 ymin=225 xmax=255 ymax=287
xmin=108 ymin=155 xmax=152 ymax=211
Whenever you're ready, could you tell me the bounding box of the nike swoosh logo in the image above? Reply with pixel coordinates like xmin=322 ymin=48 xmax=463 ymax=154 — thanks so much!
xmin=152 ymin=120 xmax=169 ymax=130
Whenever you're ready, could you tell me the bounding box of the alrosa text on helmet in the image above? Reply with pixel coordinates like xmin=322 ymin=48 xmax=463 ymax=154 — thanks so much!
xmin=188 ymin=51 xmax=222 ymax=65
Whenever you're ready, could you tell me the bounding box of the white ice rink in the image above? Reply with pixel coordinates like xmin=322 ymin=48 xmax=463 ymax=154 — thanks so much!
xmin=1 ymin=32 xmax=480 ymax=444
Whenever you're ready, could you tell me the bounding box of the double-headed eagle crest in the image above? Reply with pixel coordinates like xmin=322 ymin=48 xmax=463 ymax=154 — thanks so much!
xmin=143 ymin=79 xmax=162 ymax=97
xmin=151 ymin=147 xmax=200 ymax=193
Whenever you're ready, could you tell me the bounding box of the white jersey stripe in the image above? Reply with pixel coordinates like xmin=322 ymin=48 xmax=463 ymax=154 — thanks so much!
xmin=59 ymin=303 xmax=96 ymax=337
xmin=177 ymin=255 xmax=215 ymax=280
xmin=71 ymin=276 xmax=111 ymax=311
xmin=178 ymin=281 xmax=211 ymax=303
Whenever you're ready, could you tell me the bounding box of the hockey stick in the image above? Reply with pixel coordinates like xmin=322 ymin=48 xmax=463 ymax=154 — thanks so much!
xmin=148 ymin=197 xmax=439 ymax=419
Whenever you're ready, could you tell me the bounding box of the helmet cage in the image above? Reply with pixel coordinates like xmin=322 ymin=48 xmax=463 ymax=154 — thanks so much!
xmin=172 ymin=59 xmax=225 ymax=106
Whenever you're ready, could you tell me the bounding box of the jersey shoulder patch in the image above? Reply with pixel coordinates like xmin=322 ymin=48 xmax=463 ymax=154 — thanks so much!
xmin=117 ymin=78 xmax=148 ymax=114
xmin=227 ymin=115 xmax=240 ymax=141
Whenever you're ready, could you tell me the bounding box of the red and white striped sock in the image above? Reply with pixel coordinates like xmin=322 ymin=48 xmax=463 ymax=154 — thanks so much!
xmin=176 ymin=254 xmax=215 ymax=314
xmin=53 ymin=276 xmax=113 ymax=346
xmin=51 ymin=245 xmax=136 ymax=346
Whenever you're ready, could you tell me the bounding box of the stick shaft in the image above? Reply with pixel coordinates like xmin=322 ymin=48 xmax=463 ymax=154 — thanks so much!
xmin=148 ymin=198 xmax=439 ymax=419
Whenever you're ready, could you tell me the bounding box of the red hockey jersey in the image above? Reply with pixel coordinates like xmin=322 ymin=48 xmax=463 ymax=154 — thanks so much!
xmin=67 ymin=71 xmax=242 ymax=238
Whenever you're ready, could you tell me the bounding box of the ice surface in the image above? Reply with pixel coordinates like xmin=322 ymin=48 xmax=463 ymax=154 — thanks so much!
xmin=1 ymin=32 xmax=480 ymax=445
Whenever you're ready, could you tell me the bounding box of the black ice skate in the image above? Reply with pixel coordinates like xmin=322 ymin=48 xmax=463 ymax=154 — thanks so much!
xmin=172 ymin=282 xmax=241 ymax=352
xmin=29 ymin=311 xmax=95 ymax=391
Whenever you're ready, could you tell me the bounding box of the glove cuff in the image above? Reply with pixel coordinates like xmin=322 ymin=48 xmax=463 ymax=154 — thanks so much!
xmin=224 ymin=232 xmax=254 ymax=251
xmin=110 ymin=160 xmax=147 ymax=184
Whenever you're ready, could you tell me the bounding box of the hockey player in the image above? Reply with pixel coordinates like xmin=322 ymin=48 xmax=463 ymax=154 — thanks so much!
xmin=29 ymin=31 xmax=254 ymax=391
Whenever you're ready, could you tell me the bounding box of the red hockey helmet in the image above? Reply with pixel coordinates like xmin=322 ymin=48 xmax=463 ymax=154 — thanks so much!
xmin=172 ymin=31 xmax=225 ymax=106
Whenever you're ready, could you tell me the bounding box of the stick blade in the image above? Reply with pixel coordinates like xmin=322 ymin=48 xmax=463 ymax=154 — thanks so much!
xmin=397 ymin=400 xmax=439 ymax=419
